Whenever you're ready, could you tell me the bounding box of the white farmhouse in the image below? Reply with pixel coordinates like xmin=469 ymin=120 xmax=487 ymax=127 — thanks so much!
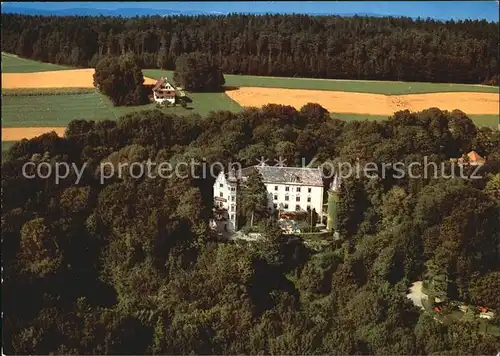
xmin=152 ymin=77 xmax=176 ymax=104
xmin=212 ymin=165 xmax=325 ymax=233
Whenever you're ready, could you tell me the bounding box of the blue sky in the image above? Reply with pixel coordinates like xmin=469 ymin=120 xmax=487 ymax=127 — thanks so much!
xmin=3 ymin=1 xmax=500 ymax=22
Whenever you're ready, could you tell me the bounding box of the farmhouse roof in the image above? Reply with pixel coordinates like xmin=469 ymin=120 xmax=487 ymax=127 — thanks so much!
xmin=467 ymin=151 xmax=485 ymax=164
xmin=451 ymin=150 xmax=486 ymax=166
xmin=240 ymin=165 xmax=324 ymax=187
xmin=152 ymin=78 xmax=165 ymax=91
xmin=152 ymin=77 xmax=174 ymax=91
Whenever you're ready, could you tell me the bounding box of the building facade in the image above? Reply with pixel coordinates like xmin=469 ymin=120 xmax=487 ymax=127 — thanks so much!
xmin=152 ymin=77 xmax=176 ymax=104
xmin=213 ymin=169 xmax=239 ymax=232
xmin=212 ymin=165 xmax=325 ymax=232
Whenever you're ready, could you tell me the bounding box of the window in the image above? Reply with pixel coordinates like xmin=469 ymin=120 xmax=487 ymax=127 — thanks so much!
xmin=307 ymin=197 xmax=311 ymax=203
xmin=295 ymin=205 xmax=301 ymax=211
xmin=307 ymin=205 xmax=311 ymax=210
xmin=231 ymin=205 xmax=235 ymax=212
xmin=274 ymin=195 xmax=278 ymax=200
xmin=273 ymin=203 xmax=277 ymax=209
xmin=231 ymin=187 xmax=236 ymax=192
xmin=308 ymin=188 xmax=312 ymax=193
xmin=220 ymin=192 xmax=223 ymax=197
xmin=230 ymin=214 xmax=235 ymax=221
xmin=284 ymin=203 xmax=289 ymax=209
xmin=296 ymin=187 xmax=301 ymax=193
xmin=220 ymin=183 xmax=223 ymax=188
xmin=285 ymin=186 xmax=290 ymax=192
xmin=275 ymin=185 xmax=278 ymax=191
xmin=231 ymin=196 xmax=235 ymax=202
xmin=285 ymin=196 xmax=289 ymax=201
xmin=296 ymin=196 xmax=300 ymax=202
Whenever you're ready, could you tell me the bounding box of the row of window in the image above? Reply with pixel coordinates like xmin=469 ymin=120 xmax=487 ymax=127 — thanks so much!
xmin=221 ymin=192 xmax=312 ymax=203
xmin=219 ymin=192 xmax=236 ymax=202
xmin=274 ymin=186 xmax=312 ymax=193
xmin=219 ymin=183 xmax=236 ymax=191
xmin=221 ymin=183 xmax=312 ymax=194
xmin=274 ymin=194 xmax=311 ymax=202
xmin=273 ymin=203 xmax=310 ymax=211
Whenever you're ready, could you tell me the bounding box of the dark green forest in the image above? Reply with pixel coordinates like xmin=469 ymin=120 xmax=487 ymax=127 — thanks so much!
xmin=2 ymin=104 xmax=500 ymax=354
xmin=1 ymin=13 xmax=499 ymax=83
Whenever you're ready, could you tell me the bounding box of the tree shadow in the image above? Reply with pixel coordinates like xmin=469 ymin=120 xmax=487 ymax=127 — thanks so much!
xmin=223 ymin=86 xmax=240 ymax=92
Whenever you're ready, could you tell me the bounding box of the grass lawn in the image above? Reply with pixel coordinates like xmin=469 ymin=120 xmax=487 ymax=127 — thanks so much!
xmin=467 ymin=115 xmax=500 ymax=130
xmin=143 ymin=69 xmax=499 ymax=95
xmin=1 ymin=52 xmax=72 ymax=73
xmin=2 ymin=141 xmax=17 ymax=160
xmin=1 ymin=90 xmax=242 ymax=128
xmin=2 ymin=88 xmax=96 ymax=96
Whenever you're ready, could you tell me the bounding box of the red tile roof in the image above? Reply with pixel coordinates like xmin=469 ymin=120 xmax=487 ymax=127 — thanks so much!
xmin=152 ymin=78 xmax=165 ymax=91
xmin=467 ymin=151 xmax=485 ymax=164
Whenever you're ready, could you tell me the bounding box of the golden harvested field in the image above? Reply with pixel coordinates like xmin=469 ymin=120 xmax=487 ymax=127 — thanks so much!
xmin=2 ymin=69 xmax=158 ymax=89
xmin=225 ymin=87 xmax=500 ymax=116
xmin=3 ymin=127 xmax=66 ymax=141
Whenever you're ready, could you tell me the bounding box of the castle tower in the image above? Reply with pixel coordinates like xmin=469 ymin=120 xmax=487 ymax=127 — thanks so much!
xmin=326 ymin=174 xmax=341 ymax=234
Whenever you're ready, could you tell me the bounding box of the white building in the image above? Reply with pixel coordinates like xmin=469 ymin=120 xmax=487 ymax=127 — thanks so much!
xmin=152 ymin=77 xmax=176 ymax=104
xmin=212 ymin=165 xmax=325 ymax=232
xmin=213 ymin=169 xmax=239 ymax=232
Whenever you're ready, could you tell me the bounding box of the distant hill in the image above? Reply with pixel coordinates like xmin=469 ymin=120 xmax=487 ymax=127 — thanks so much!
xmin=1 ymin=4 xmax=407 ymax=19
xmin=0 ymin=5 xmax=213 ymax=17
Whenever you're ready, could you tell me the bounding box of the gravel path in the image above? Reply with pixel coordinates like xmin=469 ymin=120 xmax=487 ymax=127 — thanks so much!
xmin=407 ymin=281 xmax=429 ymax=310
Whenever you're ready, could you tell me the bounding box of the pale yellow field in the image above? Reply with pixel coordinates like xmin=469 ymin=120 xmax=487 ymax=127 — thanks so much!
xmin=2 ymin=68 xmax=157 ymax=89
xmin=3 ymin=127 xmax=66 ymax=141
xmin=225 ymin=87 xmax=500 ymax=115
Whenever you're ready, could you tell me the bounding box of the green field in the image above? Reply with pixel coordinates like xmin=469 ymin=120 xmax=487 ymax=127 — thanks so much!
xmin=3 ymin=52 xmax=498 ymax=94
xmin=1 ymin=52 xmax=72 ymax=73
xmin=2 ymin=90 xmax=242 ymax=128
xmin=143 ymin=69 xmax=500 ymax=95
xmin=2 ymin=141 xmax=16 ymax=160
xmin=2 ymin=87 xmax=96 ymax=96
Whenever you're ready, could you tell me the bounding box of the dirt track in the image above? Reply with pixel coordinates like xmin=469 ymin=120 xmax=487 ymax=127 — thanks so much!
xmin=2 ymin=69 xmax=157 ymax=89
xmin=225 ymin=87 xmax=499 ymax=115
xmin=2 ymin=127 xmax=66 ymax=141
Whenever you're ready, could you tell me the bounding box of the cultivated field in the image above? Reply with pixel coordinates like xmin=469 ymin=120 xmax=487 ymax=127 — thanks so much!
xmin=2 ymin=54 xmax=499 ymax=147
xmin=1 ymin=55 xmax=242 ymax=142
xmin=2 ymin=91 xmax=242 ymax=129
xmin=144 ymin=69 xmax=500 ymax=95
xmin=146 ymin=69 xmax=500 ymax=128
xmin=1 ymin=52 xmax=72 ymax=73
xmin=3 ymin=127 xmax=66 ymax=141
xmin=2 ymin=68 xmax=158 ymax=88
xmin=225 ymin=87 xmax=500 ymax=116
